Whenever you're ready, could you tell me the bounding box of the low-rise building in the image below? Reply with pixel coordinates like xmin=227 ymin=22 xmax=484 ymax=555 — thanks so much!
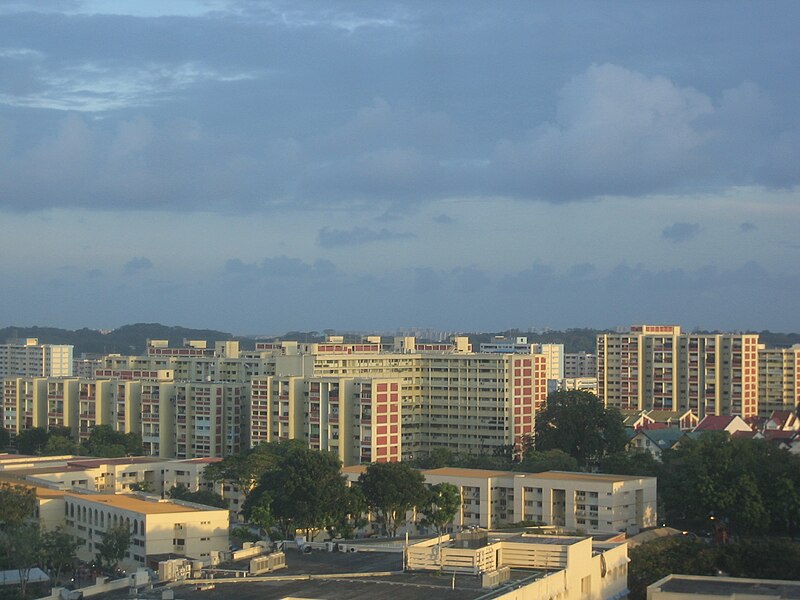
xmin=63 ymin=491 xmax=229 ymax=570
xmin=343 ymin=466 xmax=657 ymax=535
xmin=407 ymin=529 xmax=629 ymax=600
xmin=647 ymin=574 xmax=800 ymax=599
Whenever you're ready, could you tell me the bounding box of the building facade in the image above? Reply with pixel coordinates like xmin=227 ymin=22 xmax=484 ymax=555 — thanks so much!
xmin=597 ymin=325 xmax=759 ymax=419
xmin=0 ymin=339 xmax=73 ymax=380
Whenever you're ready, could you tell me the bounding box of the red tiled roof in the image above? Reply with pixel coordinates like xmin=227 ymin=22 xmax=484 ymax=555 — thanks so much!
xmin=694 ymin=415 xmax=736 ymax=431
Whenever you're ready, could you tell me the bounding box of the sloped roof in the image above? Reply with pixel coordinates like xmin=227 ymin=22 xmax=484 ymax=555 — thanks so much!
xmin=695 ymin=415 xmax=737 ymax=431
xmin=637 ymin=428 xmax=684 ymax=448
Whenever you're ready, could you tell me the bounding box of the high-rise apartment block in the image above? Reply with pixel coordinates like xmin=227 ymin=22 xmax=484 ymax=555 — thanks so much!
xmin=597 ymin=325 xmax=759 ymax=419
xmin=757 ymin=344 xmax=800 ymax=417
xmin=0 ymin=338 xmax=73 ymax=379
xmin=479 ymin=337 xmax=564 ymax=380
xmin=564 ymin=351 xmax=597 ymax=378
xmin=7 ymin=328 xmax=794 ymax=464
xmin=2 ymin=336 xmax=547 ymax=465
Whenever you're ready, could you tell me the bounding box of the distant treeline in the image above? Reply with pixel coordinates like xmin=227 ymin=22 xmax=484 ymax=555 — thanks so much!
xmin=2 ymin=324 xmax=798 ymax=357
xmin=0 ymin=323 xmax=251 ymax=356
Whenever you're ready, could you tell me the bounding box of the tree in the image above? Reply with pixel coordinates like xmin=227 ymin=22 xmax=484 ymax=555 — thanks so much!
xmin=597 ymin=450 xmax=660 ymax=477
xmin=411 ymin=447 xmax=455 ymax=469
xmin=80 ymin=425 xmax=142 ymax=457
xmin=358 ymin=462 xmax=427 ymax=537
xmin=203 ymin=443 xmax=281 ymax=503
xmin=130 ymin=481 xmax=154 ymax=493
xmin=628 ymin=536 xmax=715 ymax=600
xmin=244 ymin=443 xmax=349 ymax=542
xmin=420 ymin=483 xmax=460 ymax=566
xmin=167 ymin=484 xmax=228 ymax=509
xmin=44 ymin=430 xmax=79 ymax=455
xmin=0 ymin=483 xmax=36 ymax=528
xmin=244 ymin=441 xmax=347 ymax=540
xmin=41 ymin=526 xmax=82 ymax=583
xmin=659 ymin=433 xmax=800 ymax=535
xmin=247 ymin=492 xmax=275 ymax=539
xmin=515 ymin=449 xmax=579 ymax=473
xmin=0 ymin=522 xmax=42 ymax=598
xmin=0 ymin=427 xmax=10 ymax=450
xmin=327 ymin=486 xmax=368 ymax=540
xmin=15 ymin=427 xmax=49 ymax=455
xmin=95 ymin=523 xmax=131 ymax=572
xmin=534 ymin=390 xmax=627 ymax=466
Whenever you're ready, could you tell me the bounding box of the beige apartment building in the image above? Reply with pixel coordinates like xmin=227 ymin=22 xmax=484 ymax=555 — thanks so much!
xmin=757 ymin=344 xmax=800 ymax=417
xmin=597 ymin=325 xmax=759 ymax=419
xmin=312 ymin=349 xmax=547 ymax=460
xmin=249 ymin=375 xmax=402 ymax=465
xmin=4 ymin=336 xmax=547 ymax=465
xmin=64 ymin=492 xmax=229 ymax=569
xmin=342 ymin=466 xmax=656 ymax=535
xmin=407 ymin=531 xmax=629 ymax=600
xmin=0 ymin=338 xmax=73 ymax=379
xmin=421 ymin=467 xmax=657 ymax=535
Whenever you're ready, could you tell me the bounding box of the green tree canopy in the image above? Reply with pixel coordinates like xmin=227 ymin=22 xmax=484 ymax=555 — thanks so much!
xmin=44 ymin=428 xmax=79 ymax=455
xmin=42 ymin=526 xmax=82 ymax=583
xmin=420 ymin=483 xmax=461 ymax=537
xmin=0 ymin=521 xmax=43 ymax=598
xmin=358 ymin=462 xmax=427 ymax=537
xmin=659 ymin=433 xmax=800 ymax=535
xmin=533 ymin=390 xmax=627 ymax=466
xmin=628 ymin=536 xmax=800 ymax=600
xmin=0 ymin=427 xmax=10 ymax=450
xmin=628 ymin=536 xmax=716 ymax=600
xmin=0 ymin=483 xmax=36 ymax=529
xmin=15 ymin=427 xmax=49 ymax=455
xmin=515 ymin=449 xmax=580 ymax=473
xmin=244 ymin=442 xmax=349 ymax=541
xmin=95 ymin=523 xmax=131 ymax=572
xmin=597 ymin=450 xmax=660 ymax=477
xmin=203 ymin=442 xmax=282 ymax=501
xmin=167 ymin=484 xmax=228 ymax=509
xmin=80 ymin=425 xmax=143 ymax=457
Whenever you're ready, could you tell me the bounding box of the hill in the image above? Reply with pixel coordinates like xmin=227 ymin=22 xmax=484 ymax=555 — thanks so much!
xmin=0 ymin=323 xmax=251 ymax=356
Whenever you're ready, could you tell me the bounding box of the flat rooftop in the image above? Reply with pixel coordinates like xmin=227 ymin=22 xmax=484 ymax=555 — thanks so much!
xmin=529 ymin=470 xmax=648 ymax=483
xmin=501 ymin=533 xmax=585 ymax=546
xmin=659 ymin=576 xmax=800 ymax=598
xmin=424 ymin=467 xmax=516 ymax=479
xmin=124 ymin=547 xmax=537 ymax=600
xmin=63 ymin=492 xmax=220 ymax=515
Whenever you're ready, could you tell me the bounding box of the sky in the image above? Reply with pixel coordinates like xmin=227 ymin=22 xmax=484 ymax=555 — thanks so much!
xmin=0 ymin=1 xmax=799 ymax=335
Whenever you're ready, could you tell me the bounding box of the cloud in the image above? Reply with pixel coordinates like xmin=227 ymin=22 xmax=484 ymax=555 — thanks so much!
xmin=433 ymin=214 xmax=456 ymax=225
xmin=317 ymin=226 xmax=415 ymax=248
xmin=0 ymin=5 xmax=798 ymax=215
xmin=225 ymin=255 xmax=336 ymax=278
xmin=661 ymin=222 xmax=701 ymax=243
xmin=123 ymin=256 xmax=153 ymax=274
xmin=740 ymin=222 xmax=757 ymax=233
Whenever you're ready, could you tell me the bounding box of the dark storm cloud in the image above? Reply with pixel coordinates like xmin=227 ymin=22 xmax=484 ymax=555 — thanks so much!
xmin=0 ymin=2 xmax=798 ymax=213
xmin=661 ymin=222 xmax=701 ymax=243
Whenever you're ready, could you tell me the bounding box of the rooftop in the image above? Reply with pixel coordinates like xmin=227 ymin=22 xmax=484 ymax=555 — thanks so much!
xmin=63 ymin=492 xmax=221 ymax=515
xmin=423 ymin=467 xmax=515 ymax=479
xmin=66 ymin=456 xmax=165 ymax=468
xmin=526 ymin=470 xmax=648 ymax=483
xmin=656 ymin=575 xmax=800 ymax=598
